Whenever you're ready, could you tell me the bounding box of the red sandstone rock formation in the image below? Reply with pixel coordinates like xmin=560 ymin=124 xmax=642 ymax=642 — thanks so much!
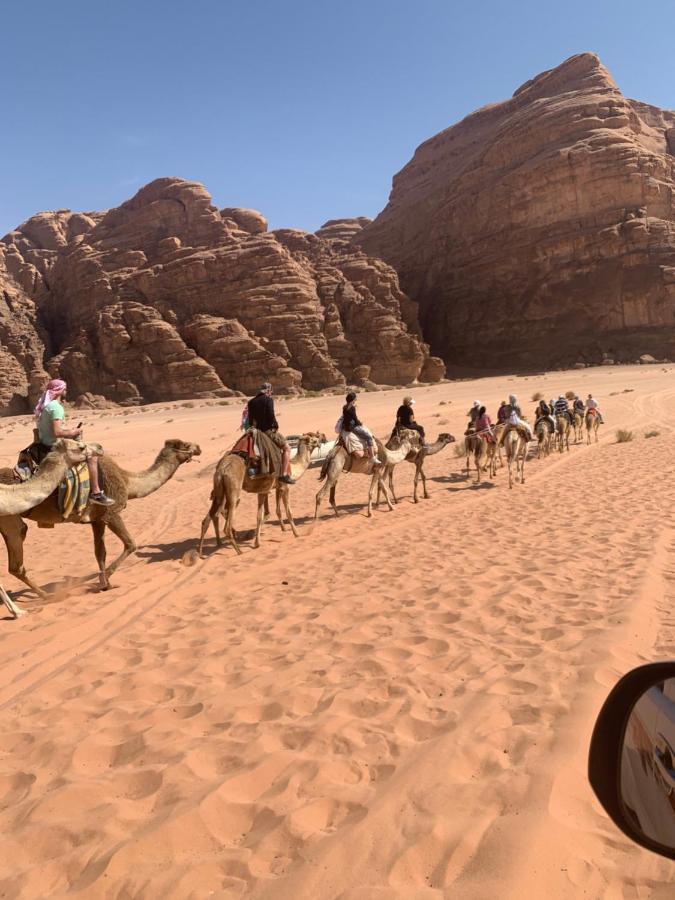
xmin=357 ymin=53 xmax=675 ymax=369
xmin=0 ymin=180 xmax=443 ymax=408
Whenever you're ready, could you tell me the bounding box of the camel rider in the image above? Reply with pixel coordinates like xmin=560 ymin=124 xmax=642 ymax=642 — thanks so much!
xmin=474 ymin=406 xmax=494 ymax=442
xmin=586 ymin=393 xmax=604 ymax=424
xmin=342 ymin=392 xmax=381 ymax=463
xmin=572 ymin=395 xmax=585 ymax=417
xmin=246 ymin=382 xmax=296 ymax=484
xmin=536 ymin=399 xmax=556 ymax=434
xmin=393 ymin=396 xmax=429 ymax=448
xmin=554 ymin=395 xmax=572 ymax=424
xmin=34 ymin=379 xmax=114 ymax=506
xmin=497 ymin=400 xmax=508 ymax=424
xmin=467 ymin=401 xmax=481 ymax=426
xmin=504 ymin=394 xmax=533 ymax=442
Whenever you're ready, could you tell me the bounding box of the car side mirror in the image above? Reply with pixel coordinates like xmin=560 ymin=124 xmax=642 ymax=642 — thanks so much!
xmin=588 ymin=662 xmax=675 ymax=859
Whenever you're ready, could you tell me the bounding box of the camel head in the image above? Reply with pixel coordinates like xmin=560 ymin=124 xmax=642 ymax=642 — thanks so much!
xmin=300 ymin=431 xmax=327 ymax=453
xmin=397 ymin=427 xmax=420 ymax=446
xmin=163 ymin=438 xmax=202 ymax=464
xmin=438 ymin=432 xmax=456 ymax=445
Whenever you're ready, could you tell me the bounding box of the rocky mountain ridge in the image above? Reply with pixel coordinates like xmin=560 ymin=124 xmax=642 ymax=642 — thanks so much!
xmin=357 ymin=52 xmax=675 ymax=370
xmin=0 ymin=179 xmax=444 ymax=410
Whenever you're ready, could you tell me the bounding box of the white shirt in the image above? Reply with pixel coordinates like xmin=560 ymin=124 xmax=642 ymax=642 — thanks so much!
xmin=587 ymin=398 xmax=598 ymax=409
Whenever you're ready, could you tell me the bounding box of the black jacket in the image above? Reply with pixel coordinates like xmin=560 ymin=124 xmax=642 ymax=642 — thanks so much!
xmin=247 ymin=393 xmax=278 ymax=432
xmin=342 ymin=403 xmax=362 ymax=432
xmin=396 ymin=404 xmax=415 ymax=428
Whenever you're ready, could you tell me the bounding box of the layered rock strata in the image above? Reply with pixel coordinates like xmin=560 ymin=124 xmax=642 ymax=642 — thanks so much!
xmin=0 ymin=180 xmax=443 ymax=408
xmin=357 ymin=53 xmax=675 ymax=369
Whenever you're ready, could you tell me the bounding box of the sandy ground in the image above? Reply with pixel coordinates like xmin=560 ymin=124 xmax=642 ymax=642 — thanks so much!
xmin=0 ymin=365 xmax=675 ymax=898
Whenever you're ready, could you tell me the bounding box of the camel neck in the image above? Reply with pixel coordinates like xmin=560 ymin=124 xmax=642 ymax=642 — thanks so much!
xmin=125 ymin=451 xmax=180 ymax=500
xmin=0 ymin=454 xmax=67 ymax=515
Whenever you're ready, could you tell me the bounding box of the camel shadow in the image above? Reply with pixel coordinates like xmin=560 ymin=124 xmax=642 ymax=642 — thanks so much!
xmin=430 ymin=473 xmax=467 ymax=484
xmin=137 ymin=536 xmax=233 ymax=563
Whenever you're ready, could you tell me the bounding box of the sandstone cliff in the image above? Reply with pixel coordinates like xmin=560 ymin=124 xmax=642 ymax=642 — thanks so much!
xmin=357 ymin=53 xmax=675 ymax=369
xmin=0 ymin=180 xmax=443 ymax=409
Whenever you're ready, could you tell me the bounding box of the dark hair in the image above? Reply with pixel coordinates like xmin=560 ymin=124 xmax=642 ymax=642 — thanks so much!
xmin=345 ymin=392 xmax=357 ymax=403
xmin=478 ymin=405 xmax=486 ymax=417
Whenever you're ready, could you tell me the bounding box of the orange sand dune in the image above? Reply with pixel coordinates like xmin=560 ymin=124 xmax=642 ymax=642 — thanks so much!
xmin=0 ymin=365 xmax=674 ymax=898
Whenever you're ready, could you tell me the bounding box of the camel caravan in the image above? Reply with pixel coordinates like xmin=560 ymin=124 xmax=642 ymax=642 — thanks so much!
xmin=0 ymin=380 xmax=605 ymax=618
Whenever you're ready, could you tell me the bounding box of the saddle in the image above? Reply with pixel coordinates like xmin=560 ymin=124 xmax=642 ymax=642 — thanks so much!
xmin=230 ymin=428 xmax=282 ymax=478
xmin=339 ymin=430 xmax=368 ymax=457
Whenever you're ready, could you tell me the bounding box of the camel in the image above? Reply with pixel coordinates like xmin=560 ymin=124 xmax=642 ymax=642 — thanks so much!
xmin=555 ymin=415 xmax=571 ymax=453
xmin=572 ymin=410 xmax=584 ymax=444
xmin=382 ymin=432 xmax=456 ymax=502
xmin=464 ymin=429 xmax=479 ymax=478
xmin=0 ymin=438 xmax=201 ymax=598
xmin=314 ymin=429 xmax=417 ymax=520
xmin=198 ymin=432 xmax=325 ymax=556
xmin=473 ymin=433 xmax=497 ymax=483
xmin=535 ymin=418 xmax=553 ymax=459
xmin=462 ymin=427 xmax=495 ymax=484
xmin=493 ymin=423 xmax=506 ymax=467
xmin=0 ymin=439 xmax=94 ymax=617
xmin=503 ymin=427 xmax=528 ymax=488
xmin=586 ymin=409 xmax=600 ymax=444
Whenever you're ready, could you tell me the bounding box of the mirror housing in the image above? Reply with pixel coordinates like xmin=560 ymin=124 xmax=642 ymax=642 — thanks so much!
xmin=588 ymin=662 xmax=675 ymax=859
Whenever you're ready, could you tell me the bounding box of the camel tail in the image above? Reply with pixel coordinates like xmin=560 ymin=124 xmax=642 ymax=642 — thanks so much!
xmin=318 ymin=459 xmax=329 ymax=482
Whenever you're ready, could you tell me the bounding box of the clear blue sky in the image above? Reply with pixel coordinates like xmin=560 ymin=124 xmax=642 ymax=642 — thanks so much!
xmin=2 ymin=0 xmax=674 ymax=237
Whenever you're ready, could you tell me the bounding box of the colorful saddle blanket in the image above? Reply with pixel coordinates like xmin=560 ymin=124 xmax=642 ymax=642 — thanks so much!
xmin=58 ymin=462 xmax=91 ymax=519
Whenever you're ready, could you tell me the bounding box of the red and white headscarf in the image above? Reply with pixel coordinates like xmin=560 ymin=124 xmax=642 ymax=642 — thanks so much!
xmin=34 ymin=379 xmax=67 ymax=422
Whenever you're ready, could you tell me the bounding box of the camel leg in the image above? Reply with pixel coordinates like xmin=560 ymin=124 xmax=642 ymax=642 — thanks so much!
xmin=281 ymin=488 xmax=298 ymax=538
xmin=0 ymin=516 xmax=47 ymax=599
xmin=370 ymin=471 xmax=393 ymax=515
xmin=224 ymin=493 xmax=242 ymax=555
xmin=367 ymin=472 xmax=377 ymax=517
xmin=419 ymin=463 xmax=429 ymax=500
xmin=199 ymin=493 xmax=223 ymax=557
xmin=0 ymin=583 xmax=26 ymax=619
xmin=388 ymin=467 xmax=398 ymax=505
xmin=253 ymin=494 xmax=267 ymax=548
xmin=91 ymin=520 xmax=110 ymax=591
xmin=315 ymin=478 xmax=333 ymax=519
xmin=275 ymin=486 xmax=286 ymax=532
xmin=102 ymin=513 xmax=137 ymax=583
xmin=264 ymin=495 xmax=271 ymax=523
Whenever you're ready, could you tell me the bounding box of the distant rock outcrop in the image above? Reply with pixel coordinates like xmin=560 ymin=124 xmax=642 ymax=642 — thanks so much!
xmin=357 ymin=53 xmax=675 ymax=369
xmin=0 ymin=179 xmax=443 ymax=408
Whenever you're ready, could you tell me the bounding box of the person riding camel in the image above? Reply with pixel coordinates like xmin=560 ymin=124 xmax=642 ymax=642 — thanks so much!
xmin=586 ymin=393 xmax=605 ymax=424
xmin=246 ymin=382 xmax=295 ymax=484
xmin=536 ymin=399 xmax=556 ymax=434
xmin=392 ymin=396 xmax=429 ymax=448
xmin=34 ymin=379 xmax=114 ymax=506
xmin=474 ymin=405 xmax=494 ymax=442
xmin=467 ymin=401 xmax=481 ymax=426
xmin=501 ymin=393 xmax=533 ymax=443
xmin=554 ymin=394 xmax=572 ymax=424
xmin=342 ymin=392 xmax=380 ymax=464
xmin=572 ymin=395 xmax=585 ymax=416
xmin=497 ymin=400 xmax=508 ymax=424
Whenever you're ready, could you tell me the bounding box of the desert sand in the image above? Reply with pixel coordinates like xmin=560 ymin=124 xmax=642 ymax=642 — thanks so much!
xmin=1 ymin=365 xmax=674 ymax=899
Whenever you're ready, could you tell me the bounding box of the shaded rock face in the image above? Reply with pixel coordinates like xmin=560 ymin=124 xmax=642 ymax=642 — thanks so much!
xmin=357 ymin=53 xmax=675 ymax=369
xmin=0 ymin=180 xmax=443 ymax=408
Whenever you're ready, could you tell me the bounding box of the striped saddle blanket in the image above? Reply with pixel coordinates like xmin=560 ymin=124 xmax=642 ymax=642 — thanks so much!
xmin=58 ymin=462 xmax=91 ymax=519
